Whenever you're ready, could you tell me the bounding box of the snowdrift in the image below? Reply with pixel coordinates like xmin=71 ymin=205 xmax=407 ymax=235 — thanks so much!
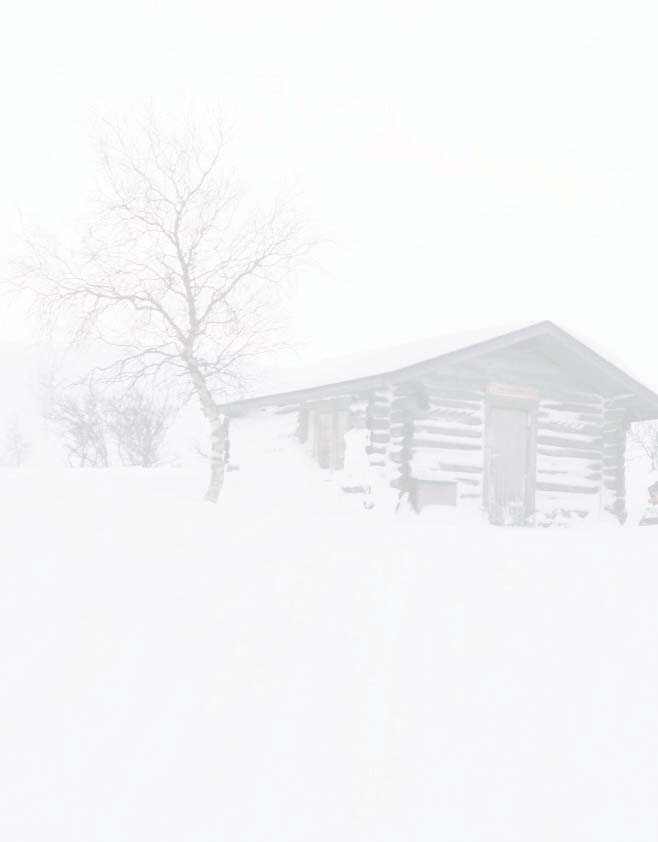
xmin=1 ymin=419 xmax=657 ymax=841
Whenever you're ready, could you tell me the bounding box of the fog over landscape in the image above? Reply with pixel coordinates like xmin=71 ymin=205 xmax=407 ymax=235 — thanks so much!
xmin=2 ymin=1 xmax=658 ymax=376
xmin=1 ymin=2 xmax=658 ymax=841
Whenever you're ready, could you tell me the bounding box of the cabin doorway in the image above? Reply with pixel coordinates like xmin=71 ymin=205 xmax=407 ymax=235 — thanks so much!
xmin=308 ymin=406 xmax=350 ymax=470
xmin=485 ymin=398 xmax=536 ymax=525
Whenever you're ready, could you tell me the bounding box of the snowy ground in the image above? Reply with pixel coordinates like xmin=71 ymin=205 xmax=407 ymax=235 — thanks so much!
xmin=2 ymin=420 xmax=658 ymax=841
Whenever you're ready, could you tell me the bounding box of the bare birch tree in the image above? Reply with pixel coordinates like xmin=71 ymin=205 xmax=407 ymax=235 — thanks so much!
xmin=19 ymin=110 xmax=303 ymax=501
xmin=629 ymin=421 xmax=658 ymax=472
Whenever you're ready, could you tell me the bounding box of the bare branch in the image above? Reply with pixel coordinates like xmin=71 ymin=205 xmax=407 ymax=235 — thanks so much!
xmin=15 ymin=106 xmax=308 ymax=501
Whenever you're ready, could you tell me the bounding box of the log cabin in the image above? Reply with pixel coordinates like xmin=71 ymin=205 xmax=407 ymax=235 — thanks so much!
xmin=222 ymin=322 xmax=658 ymax=525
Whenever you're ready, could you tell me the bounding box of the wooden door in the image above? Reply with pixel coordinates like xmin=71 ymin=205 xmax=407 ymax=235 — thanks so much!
xmin=314 ymin=411 xmax=334 ymax=468
xmin=313 ymin=409 xmax=350 ymax=470
xmin=487 ymin=405 xmax=532 ymax=524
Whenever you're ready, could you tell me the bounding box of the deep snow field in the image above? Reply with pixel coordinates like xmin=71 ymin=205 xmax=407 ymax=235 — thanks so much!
xmin=2 ymin=417 xmax=658 ymax=841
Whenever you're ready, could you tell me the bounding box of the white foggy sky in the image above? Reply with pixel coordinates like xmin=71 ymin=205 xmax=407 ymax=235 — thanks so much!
xmin=1 ymin=0 xmax=657 ymax=387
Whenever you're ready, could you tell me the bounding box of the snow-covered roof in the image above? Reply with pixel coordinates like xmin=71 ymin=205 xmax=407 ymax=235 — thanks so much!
xmin=252 ymin=322 xmax=533 ymax=398
xmin=225 ymin=321 xmax=658 ymax=420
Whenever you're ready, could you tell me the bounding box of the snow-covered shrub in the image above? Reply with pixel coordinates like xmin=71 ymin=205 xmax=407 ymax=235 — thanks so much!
xmin=104 ymin=389 xmax=177 ymax=468
xmin=0 ymin=415 xmax=32 ymax=467
xmin=48 ymin=384 xmax=177 ymax=468
xmin=48 ymin=386 xmax=109 ymax=467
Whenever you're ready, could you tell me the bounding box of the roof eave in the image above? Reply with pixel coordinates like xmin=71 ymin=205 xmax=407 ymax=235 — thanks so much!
xmin=221 ymin=320 xmax=658 ymax=421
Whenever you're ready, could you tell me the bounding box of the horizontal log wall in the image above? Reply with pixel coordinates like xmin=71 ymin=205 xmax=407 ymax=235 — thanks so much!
xmin=402 ymin=374 xmax=485 ymax=507
xmin=534 ymin=392 xmax=605 ymax=521
xmin=285 ymin=342 xmax=635 ymax=523
xmin=601 ymin=396 xmax=630 ymax=522
xmin=450 ymin=352 xmax=617 ymax=522
xmin=391 ymin=355 xmax=616 ymax=521
xmin=366 ymin=388 xmax=392 ymax=475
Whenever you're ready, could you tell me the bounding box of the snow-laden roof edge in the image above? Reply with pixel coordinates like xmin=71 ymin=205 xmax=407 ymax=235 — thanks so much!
xmin=222 ymin=321 xmax=658 ymax=420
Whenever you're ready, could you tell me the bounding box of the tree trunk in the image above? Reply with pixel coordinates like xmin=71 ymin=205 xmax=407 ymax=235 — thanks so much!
xmin=204 ymin=411 xmax=226 ymax=503
xmin=183 ymin=352 xmax=226 ymax=503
